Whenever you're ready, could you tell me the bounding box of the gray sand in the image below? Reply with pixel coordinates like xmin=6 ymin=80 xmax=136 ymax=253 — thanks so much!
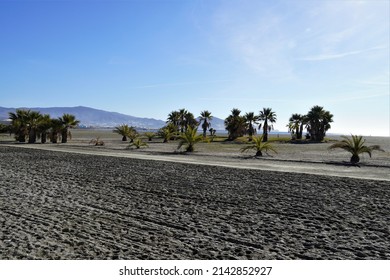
xmin=0 ymin=145 xmax=389 ymax=259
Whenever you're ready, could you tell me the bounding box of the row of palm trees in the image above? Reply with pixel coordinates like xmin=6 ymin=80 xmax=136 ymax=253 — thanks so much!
xmin=113 ymin=124 xmax=138 ymax=142
xmin=155 ymin=109 xmax=213 ymax=143
xmin=7 ymin=109 xmax=80 ymax=143
xmin=163 ymin=106 xmax=333 ymax=143
xmin=114 ymin=105 xmax=334 ymax=146
xmin=224 ymin=108 xmax=277 ymax=141
xmin=166 ymin=109 xmax=199 ymax=134
xmin=224 ymin=105 xmax=333 ymax=142
xmin=161 ymin=106 xmax=377 ymax=161
xmin=5 ymin=108 xmax=383 ymax=163
xmin=287 ymin=105 xmax=334 ymax=142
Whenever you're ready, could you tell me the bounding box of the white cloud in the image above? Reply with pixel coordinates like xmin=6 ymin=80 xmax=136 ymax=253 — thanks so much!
xmin=357 ymin=72 xmax=390 ymax=86
xmin=298 ymin=45 xmax=388 ymax=61
xmin=208 ymin=0 xmax=388 ymax=80
xmin=210 ymin=2 xmax=295 ymax=79
xmin=328 ymin=93 xmax=389 ymax=103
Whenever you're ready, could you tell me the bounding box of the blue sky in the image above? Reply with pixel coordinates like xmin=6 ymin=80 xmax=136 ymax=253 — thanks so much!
xmin=1 ymin=0 xmax=389 ymax=136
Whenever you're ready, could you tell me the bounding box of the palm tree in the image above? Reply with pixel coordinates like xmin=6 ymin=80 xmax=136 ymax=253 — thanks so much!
xmin=328 ymin=135 xmax=384 ymax=163
xmin=244 ymin=112 xmax=258 ymax=140
xmin=287 ymin=113 xmax=305 ymax=140
xmin=158 ymin=125 xmax=175 ymax=143
xmin=168 ymin=109 xmax=198 ymax=134
xmin=144 ymin=132 xmax=156 ymax=141
xmin=240 ymin=135 xmax=277 ymax=156
xmin=37 ymin=114 xmax=51 ymax=144
xmin=306 ymin=106 xmax=333 ymax=141
xmin=113 ymin=124 xmax=133 ymax=141
xmin=9 ymin=109 xmax=30 ymax=142
xmin=199 ymin=110 xmax=213 ymax=138
xmin=177 ymin=126 xmax=203 ymax=152
xmin=128 ymin=138 xmax=148 ymax=149
xmin=178 ymin=108 xmax=188 ymax=133
xmin=59 ymin=113 xmax=80 ymax=143
xmin=224 ymin=108 xmax=246 ymax=141
xmin=167 ymin=111 xmax=180 ymax=134
xmin=49 ymin=118 xmax=63 ymax=143
xmin=258 ymin=108 xmax=277 ymax=142
xmin=184 ymin=111 xmax=198 ymax=131
xmin=127 ymin=127 xmax=138 ymax=143
xmin=26 ymin=110 xmax=42 ymax=144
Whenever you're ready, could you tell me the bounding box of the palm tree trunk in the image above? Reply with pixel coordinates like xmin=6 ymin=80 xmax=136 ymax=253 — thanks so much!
xmin=61 ymin=129 xmax=68 ymax=143
xmin=248 ymin=121 xmax=253 ymax=138
xmin=186 ymin=144 xmax=194 ymax=152
xmin=298 ymin=123 xmax=303 ymax=139
xmin=263 ymin=120 xmax=268 ymax=142
xmin=15 ymin=128 xmax=26 ymax=143
xmin=351 ymin=154 xmax=360 ymax=163
xmin=51 ymin=132 xmax=58 ymax=143
xmin=41 ymin=132 xmax=47 ymax=144
xmin=28 ymin=129 xmax=36 ymax=144
xmin=17 ymin=131 xmax=26 ymax=143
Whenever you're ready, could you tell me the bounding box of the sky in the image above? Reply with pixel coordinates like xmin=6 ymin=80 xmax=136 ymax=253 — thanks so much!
xmin=1 ymin=0 xmax=389 ymax=136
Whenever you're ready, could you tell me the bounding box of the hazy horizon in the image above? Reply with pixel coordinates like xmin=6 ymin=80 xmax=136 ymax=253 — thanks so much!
xmin=2 ymin=104 xmax=389 ymax=137
xmin=1 ymin=0 xmax=389 ymax=136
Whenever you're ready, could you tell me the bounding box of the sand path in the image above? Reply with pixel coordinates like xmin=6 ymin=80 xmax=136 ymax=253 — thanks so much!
xmin=2 ymin=143 xmax=389 ymax=181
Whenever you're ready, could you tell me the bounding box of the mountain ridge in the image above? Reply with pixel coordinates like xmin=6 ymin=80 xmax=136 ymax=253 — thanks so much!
xmin=0 ymin=106 xmax=226 ymax=130
xmin=0 ymin=106 xmax=165 ymax=129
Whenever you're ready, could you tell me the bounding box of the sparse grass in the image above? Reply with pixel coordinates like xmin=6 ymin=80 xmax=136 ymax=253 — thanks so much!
xmin=144 ymin=132 xmax=156 ymax=141
xmin=208 ymin=136 xmax=228 ymax=142
xmin=267 ymin=136 xmax=294 ymax=143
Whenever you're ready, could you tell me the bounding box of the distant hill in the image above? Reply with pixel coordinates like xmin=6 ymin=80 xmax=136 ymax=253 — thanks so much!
xmin=0 ymin=106 xmax=166 ymax=129
xmin=0 ymin=106 xmax=228 ymax=130
xmin=196 ymin=116 xmax=226 ymax=131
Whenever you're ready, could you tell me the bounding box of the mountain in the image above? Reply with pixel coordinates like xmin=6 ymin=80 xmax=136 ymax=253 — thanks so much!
xmin=0 ymin=106 xmax=229 ymax=130
xmin=196 ymin=116 xmax=226 ymax=131
xmin=0 ymin=106 xmax=166 ymax=129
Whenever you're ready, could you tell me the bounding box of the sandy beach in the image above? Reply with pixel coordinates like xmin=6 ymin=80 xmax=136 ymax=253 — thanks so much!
xmin=1 ymin=141 xmax=389 ymax=260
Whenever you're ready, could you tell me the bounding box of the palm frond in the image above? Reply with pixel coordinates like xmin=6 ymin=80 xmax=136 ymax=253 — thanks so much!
xmin=328 ymin=135 xmax=384 ymax=163
xmin=240 ymin=135 xmax=277 ymax=156
xmin=177 ymin=126 xmax=203 ymax=152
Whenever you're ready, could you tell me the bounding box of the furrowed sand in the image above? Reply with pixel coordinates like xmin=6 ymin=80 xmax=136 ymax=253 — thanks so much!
xmin=0 ymin=132 xmax=389 ymax=259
